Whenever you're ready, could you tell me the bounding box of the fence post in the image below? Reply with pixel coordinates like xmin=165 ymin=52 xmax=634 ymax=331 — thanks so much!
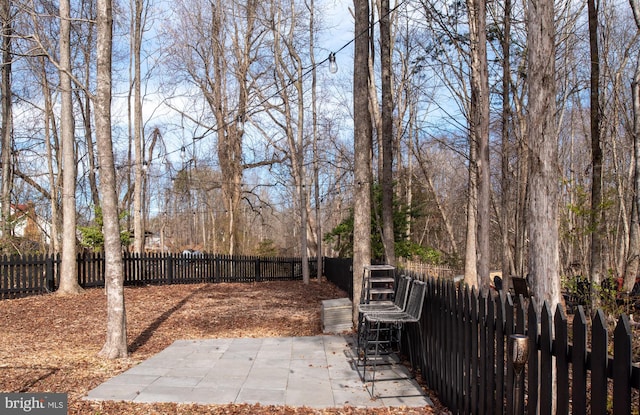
xmin=166 ymin=254 xmax=174 ymax=285
xmin=45 ymin=255 xmax=55 ymax=292
xmin=255 ymin=257 xmax=261 ymax=282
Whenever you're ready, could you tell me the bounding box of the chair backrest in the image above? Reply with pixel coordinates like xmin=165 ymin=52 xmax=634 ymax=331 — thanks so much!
xmin=511 ymin=277 xmax=530 ymax=298
xmin=393 ymin=275 xmax=412 ymax=310
xmin=405 ymin=280 xmax=427 ymax=321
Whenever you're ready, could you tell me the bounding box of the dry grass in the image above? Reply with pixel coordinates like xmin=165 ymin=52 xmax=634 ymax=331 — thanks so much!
xmin=0 ymin=280 xmax=445 ymax=415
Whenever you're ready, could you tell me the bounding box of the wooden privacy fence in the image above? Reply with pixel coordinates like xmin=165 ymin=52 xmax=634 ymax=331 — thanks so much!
xmin=1 ymin=252 xmax=310 ymax=299
xmin=397 ymin=258 xmax=459 ymax=281
xmin=416 ymin=276 xmax=640 ymax=415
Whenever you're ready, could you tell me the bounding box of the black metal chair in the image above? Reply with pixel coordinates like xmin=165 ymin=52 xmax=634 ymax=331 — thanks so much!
xmin=356 ymin=275 xmax=412 ymax=351
xmin=358 ymin=275 xmax=411 ymax=314
xmin=358 ymin=279 xmax=427 ymax=397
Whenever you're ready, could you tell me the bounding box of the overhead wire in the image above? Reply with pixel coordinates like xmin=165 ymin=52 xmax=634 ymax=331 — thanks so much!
xmin=112 ymin=0 xmax=411 ymax=192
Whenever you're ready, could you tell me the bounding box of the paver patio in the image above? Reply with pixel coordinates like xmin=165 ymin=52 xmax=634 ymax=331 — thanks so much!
xmin=85 ymin=335 xmax=433 ymax=409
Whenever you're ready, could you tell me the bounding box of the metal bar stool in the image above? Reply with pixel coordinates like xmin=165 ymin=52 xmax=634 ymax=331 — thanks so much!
xmin=359 ymin=279 xmax=427 ymax=397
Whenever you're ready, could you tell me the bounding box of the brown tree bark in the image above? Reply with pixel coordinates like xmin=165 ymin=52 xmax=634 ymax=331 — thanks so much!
xmin=500 ymin=0 xmax=515 ymax=288
xmin=132 ymin=0 xmax=145 ymax=254
xmin=0 ymin=0 xmax=12 ymax=242
xmin=96 ymin=0 xmax=127 ymax=359
xmin=58 ymin=0 xmax=83 ymax=294
xmin=380 ymin=0 xmax=395 ymax=266
xmin=467 ymin=0 xmax=490 ymax=291
xmin=588 ymin=0 xmax=604 ymax=306
xmin=527 ymin=0 xmax=562 ymax=314
xmin=352 ymin=0 xmax=372 ymax=323
xmin=630 ymin=0 xmax=640 ymax=292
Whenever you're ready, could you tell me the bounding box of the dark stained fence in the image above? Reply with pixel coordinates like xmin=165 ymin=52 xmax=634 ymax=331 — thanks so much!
xmin=0 ymin=254 xmax=54 ymax=298
xmin=0 ymin=253 xmax=308 ymax=299
xmin=324 ymin=257 xmax=354 ymax=298
xmin=225 ymin=257 xmax=640 ymax=414
xmin=414 ymin=275 xmax=640 ymax=415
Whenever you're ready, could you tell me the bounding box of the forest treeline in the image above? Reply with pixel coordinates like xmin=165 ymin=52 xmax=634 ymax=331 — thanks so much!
xmin=0 ymin=0 xmax=639 ymax=310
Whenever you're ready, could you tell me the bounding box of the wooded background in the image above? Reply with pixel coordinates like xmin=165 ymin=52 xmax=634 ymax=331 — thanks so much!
xmin=1 ymin=0 xmax=639 ymax=298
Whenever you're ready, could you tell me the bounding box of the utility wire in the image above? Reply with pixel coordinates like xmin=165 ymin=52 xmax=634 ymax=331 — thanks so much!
xmin=123 ymin=0 xmax=410 ymax=171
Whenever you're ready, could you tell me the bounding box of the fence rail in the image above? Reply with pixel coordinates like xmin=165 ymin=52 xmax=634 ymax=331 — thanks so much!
xmin=1 ymin=252 xmax=310 ymax=299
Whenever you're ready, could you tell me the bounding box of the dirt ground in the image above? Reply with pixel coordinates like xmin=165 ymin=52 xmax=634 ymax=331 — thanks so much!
xmin=0 ymin=280 xmax=447 ymax=414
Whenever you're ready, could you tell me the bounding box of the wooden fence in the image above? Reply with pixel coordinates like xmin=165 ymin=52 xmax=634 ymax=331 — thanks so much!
xmin=415 ymin=275 xmax=640 ymax=415
xmin=396 ymin=258 xmax=459 ymax=280
xmin=324 ymin=260 xmax=640 ymax=413
xmin=1 ymin=252 xmax=310 ymax=299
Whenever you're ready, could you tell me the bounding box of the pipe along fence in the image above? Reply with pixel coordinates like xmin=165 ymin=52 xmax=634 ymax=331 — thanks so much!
xmin=0 ymin=252 xmax=313 ymax=299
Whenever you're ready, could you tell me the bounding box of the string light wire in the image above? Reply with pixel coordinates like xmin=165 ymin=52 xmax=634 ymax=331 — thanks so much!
xmin=114 ymin=0 xmax=410 ymax=176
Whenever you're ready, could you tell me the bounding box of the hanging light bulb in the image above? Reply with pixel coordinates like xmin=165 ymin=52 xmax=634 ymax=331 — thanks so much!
xmin=328 ymin=52 xmax=338 ymax=74
xmin=237 ymin=115 xmax=245 ymax=134
xmin=180 ymin=146 xmax=186 ymax=161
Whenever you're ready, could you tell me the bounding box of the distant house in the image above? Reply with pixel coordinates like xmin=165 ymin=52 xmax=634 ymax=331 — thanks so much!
xmin=143 ymin=233 xmax=170 ymax=253
xmin=0 ymin=202 xmax=52 ymax=248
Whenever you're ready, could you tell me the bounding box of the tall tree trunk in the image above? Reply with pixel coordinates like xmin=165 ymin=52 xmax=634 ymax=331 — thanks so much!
xmin=468 ymin=0 xmax=490 ymax=291
xmin=296 ymin=71 xmax=309 ymax=285
xmin=73 ymin=16 xmax=99 ymax=212
xmin=58 ymin=0 xmax=83 ymax=294
xmin=352 ymin=0 xmax=372 ymax=323
xmin=527 ymin=0 xmax=561 ymax=314
xmin=96 ymin=0 xmax=127 ymax=359
xmin=626 ymin=200 xmax=640 ymax=291
xmin=629 ymin=0 xmax=640 ymax=292
xmin=0 ymin=0 xmax=11 ymax=243
xmin=40 ymin=58 xmax=61 ymax=254
xmin=380 ymin=0 xmax=395 ymax=266
xmin=132 ymin=0 xmax=144 ymax=253
xmin=464 ymin=137 xmax=478 ymax=288
xmin=588 ymin=0 xmax=604 ymax=307
xmin=501 ymin=0 xmax=514 ymax=288
xmin=309 ymin=0 xmax=322 ymax=279
xmin=513 ymin=97 xmax=529 ymax=278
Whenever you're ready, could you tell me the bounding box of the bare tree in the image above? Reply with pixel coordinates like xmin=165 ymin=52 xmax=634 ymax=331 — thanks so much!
xmin=467 ymin=0 xmax=490 ymax=290
xmin=527 ymin=0 xmax=562 ymax=313
xmin=0 ymin=0 xmax=12 ymax=243
xmin=630 ymin=0 xmax=640 ymax=292
xmin=267 ymin=0 xmax=310 ymax=283
xmin=380 ymin=0 xmax=395 ymax=266
xmin=499 ymin=0 xmax=515 ymax=287
xmin=588 ymin=0 xmax=605 ymax=306
xmin=163 ymin=0 xmax=260 ymax=255
xmin=57 ymin=0 xmax=82 ymax=294
xmin=131 ymin=0 xmax=145 ymax=253
xmin=308 ymin=0 xmax=323 ymax=278
xmin=96 ymin=0 xmax=127 ymax=359
xmin=352 ymin=0 xmax=371 ymax=322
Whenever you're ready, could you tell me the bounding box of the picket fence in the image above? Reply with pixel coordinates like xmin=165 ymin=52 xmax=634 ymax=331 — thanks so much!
xmin=413 ymin=275 xmax=640 ymax=414
xmin=0 ymin=252 xmax=309 ymax=299
xmin=322 ymin=258 xmax=640 ymax=414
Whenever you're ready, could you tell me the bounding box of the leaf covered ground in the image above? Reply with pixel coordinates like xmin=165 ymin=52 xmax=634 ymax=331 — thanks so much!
xmin=0 ymin=280 xmax=447 ymax=414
